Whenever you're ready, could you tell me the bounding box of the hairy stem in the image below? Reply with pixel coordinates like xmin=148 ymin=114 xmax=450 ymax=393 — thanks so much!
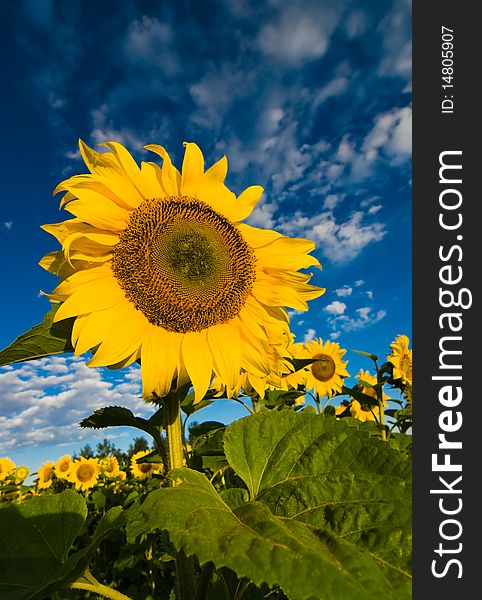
xmin=165 ymin=390 xmax=197 ymax=599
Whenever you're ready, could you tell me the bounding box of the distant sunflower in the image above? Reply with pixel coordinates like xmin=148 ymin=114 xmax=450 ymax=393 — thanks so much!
xmin=14 ymin=466 xmax=30 ymax=482
xmin=54 ymin=455 xmax=72 ymax=480
xmin=388 ymin=335 xmax=412 ymax=385
xmin=0 ymin=457 xmax=15 ymax=481
xmin=100 ymin=456 xmax=121 ymax=478
xmin=68 ymin=457 xmax=100 ymax=491
xmin=349 ymin=370 xmax=389 ymax=422
xmin=37 ymin=462 xmax=54 ymax=490
xmin=130 ymin=450 xmax=161 ymax=480
xmin=42 ymin=140 xmax=324 ymax=402
xmin=303 ymin=338 xmax=349 ymax=398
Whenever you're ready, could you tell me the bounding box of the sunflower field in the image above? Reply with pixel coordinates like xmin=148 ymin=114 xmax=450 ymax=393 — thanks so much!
xmin=0 ymin=141 xmax=412 ymax=600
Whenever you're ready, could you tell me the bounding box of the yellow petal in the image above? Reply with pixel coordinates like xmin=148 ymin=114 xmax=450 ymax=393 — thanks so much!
xmin=41 ymin=219 xmax=87 ymax=244
xmin=65 ymin=198 xmax=129 ymax=232
xmin=230 ymin=185 xmax=264 ymax=222
xmin=181 ymin=142 xmax=204 ymax=196
xmin=255 ymin=237 xmax=321 ymax=271
xmin=145 ymin=144 xmax=181 ymax=195
xmin=196 ymin=175 xmax=237 ymax=219
xmin=205 ymin=155 xmax=228 ymax=182
xmin=236 ymin=223 xmax=283 ymax=248
xmin=101 ymin=141 xmax=153 ymax=199
xmin=88 ymin=307 xmax=149 ymax=367
xmin=181 ymin=330 xmax=213 ymax=403
xmin=208 ymin=324 xmax=240 ymax=392
xmin=140 ymin=161 xmax=163 ymax=198
xmin=141 ymin=327 xmax=181 ymax=398
xmin=52 ymin=278 xmax=126 ymax=321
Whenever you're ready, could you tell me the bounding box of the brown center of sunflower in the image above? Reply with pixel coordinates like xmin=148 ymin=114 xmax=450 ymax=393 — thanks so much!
xmin=138 ymin=463 xmax=153 ymax=474
xmin=77 ymin=465 xmax=95 ymax=482
xmin=59 ymin=461 xmax=69 ymax=472
xmin=42 ymin=467 xmax=53 ymax=482
xmin=311 ymin=353 xmax=336 ymax=382
xmin=112 ymin=197 xmax=256 ymax=333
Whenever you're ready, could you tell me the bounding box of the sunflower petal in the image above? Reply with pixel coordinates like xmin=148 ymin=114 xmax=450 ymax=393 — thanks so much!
xmin=141 ymin=327 xmax=181 ymax=398
xmin=181 ymin=142 xmax=204 ymax=196
xmin=181 ymin=330 xmax=213 ymax=403
xmin=208 ymin=324 xmax=240 ymax=392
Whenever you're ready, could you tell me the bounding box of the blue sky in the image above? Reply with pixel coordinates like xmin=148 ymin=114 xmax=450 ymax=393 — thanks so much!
xmin=0 ymin=0 xmax=411 ymax=473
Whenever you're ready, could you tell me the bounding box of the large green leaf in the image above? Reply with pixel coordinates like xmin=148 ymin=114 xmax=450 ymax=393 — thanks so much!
xmin=224 ymin=411 xmax=411 ymax=588
xmin=0 ymin=490 xmax=124 ymax=600
xmin=127 ymin=468 xmax=403 ymax=600
xmin=127 ymin=412 xmax=411 ymax=599
xmin=0 ymin=305 xmax=74 ymax=367
xmin=0 ymin=490 xmax=86 ymax=599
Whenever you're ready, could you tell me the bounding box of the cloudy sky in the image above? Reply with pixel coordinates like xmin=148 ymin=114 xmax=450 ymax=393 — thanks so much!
xmin=0 ymin=0 xmax=411 ymax=472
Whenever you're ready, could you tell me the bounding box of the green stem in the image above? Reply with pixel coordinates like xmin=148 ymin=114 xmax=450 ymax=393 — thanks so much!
xmin=165 ymin=391 xmax=197 ymax=600
xmin=70 ymin=579 xmax=132 ymax=600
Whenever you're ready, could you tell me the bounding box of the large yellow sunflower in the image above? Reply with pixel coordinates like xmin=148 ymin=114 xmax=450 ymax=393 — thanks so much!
xmin=41 ymin=141 xmax=324 ymax=402
xmin=130 ymin=450 xmax=162 ymax=480
xmin=37 ymin=462 xmax=54 ymax=490
xmin=387 ymin=334 xmax=412 ymax=385
xmin=68 ymin=457 xmax=100 ymax=491
xmin=302 ymin=338 xmax=349 ymax=398
xmin=0 ymin=457 xmax=15 ymax=481
xmin=54 ymin=454 xmax=72 ymax=480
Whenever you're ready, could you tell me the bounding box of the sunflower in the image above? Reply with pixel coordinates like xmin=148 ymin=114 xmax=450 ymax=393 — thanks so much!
xmin=41 ymin=140 xmax=324 ymax=402
xmin=302 ymin=338 xmax=349 ymax=398
xmin=0 ymin=457 xmax=15 ymax=481
xmin=99 ymin=455 xmax=121 ymax=478
xmin=54 ymin=454 xmax=72 ymax=480
xmin=130 ymin=450 xmax=162 ymax=480
xmin=14 ymin=466 xmax=30 ymax=482
xmin=37 ymin=462 xmax=54 ymax=490
xmin=388 ymin=334 xmax=412 ymax=385
xmin=349 ymin=370 xmax=389 ymax=422
xmin=68 ymin=457 xmax=100 ymax=491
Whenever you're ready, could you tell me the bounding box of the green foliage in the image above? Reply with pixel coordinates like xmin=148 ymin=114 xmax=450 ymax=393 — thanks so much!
xmin=0 ymin=306 xmax=74 ymax=367
xmin=80 ymin=406 xmax=163 ymax=442
xmin=127 ymin=411 xmax=411 ymax=600
xmin=0 ymin=489 xmax=124 ymax=600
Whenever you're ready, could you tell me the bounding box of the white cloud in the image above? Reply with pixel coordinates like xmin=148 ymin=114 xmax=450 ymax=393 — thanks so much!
xmin=89 ymin=104 xmax=146 ymax=149
xmin=326 ymin=306 xmax=387 ymax=334
xmin=3 ymin=221 xmax=13 ymax=230
xmin=323 ymin=194 xmax=343 ymax=210
xmin=279 ymin=209 xmax=386 ymax=263
xmin=124 ymin=15 xmax=179 ymax=76
xmin=303 ymin=328 xmax=316 ymax=342
xmin=324 ymin=301 xmax=346 ymax=315
xmin=335 ymin=286 xmax=352 ymax=297
xmin=246 ymin=200 xmax=276 ymax=229
xmin=258 ymin=6 xmax=341 ymax=65
xmin=0 ymin=356 xmax=148 ymax=453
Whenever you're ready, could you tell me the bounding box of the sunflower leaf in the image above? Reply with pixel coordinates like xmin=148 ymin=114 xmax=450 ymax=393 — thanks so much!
xmin=127 ymin=411 xmax=411 ymax=600
xmin=79 ymin=405 xmax=161 ymax=440
xmin=0 ymin=305 xmax=74 ymax=367
xmin=127 ymin=467 xmax=409 ymax=600
xmin=350 ymin=349 xmax=379 ymax=361
xmin=288 ymin=357 xmax=317 ymax=371
xmin=0 ymin=490 xmax=125 ymax=600
xmin=0 ymin=490 xmax=86 ymax=599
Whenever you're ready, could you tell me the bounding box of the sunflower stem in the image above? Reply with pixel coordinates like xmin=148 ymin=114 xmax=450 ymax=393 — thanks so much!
xmin=374 ymin=361 xmax=387 ymax=442
xmin=70 ymin=573 xmax=133 ymax=600
xmin=165 ymin=390 xmax=198 ymax=600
